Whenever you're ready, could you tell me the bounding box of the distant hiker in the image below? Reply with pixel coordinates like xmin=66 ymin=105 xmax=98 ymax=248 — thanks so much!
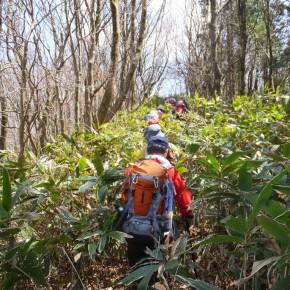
xmin=172 ymin=101 xmax=189 ymax=119
xmin=179 ymin=97 xmax=190 ymax=111
xmin=118 ymin=135 xmax=193 ymax=270
xmin=156 ymin=105 xmax=166 ymax=119
xmin=144 ymin=111 xmax=159 ymax=124
xmin=143 ymin=124 xmax=164 ymax=143
xmin=166 ymin=97 xmax=177 ymax=106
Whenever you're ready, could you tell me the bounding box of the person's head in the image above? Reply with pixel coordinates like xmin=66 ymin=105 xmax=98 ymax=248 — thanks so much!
xmin=157 ymin=105 xmax=166 ymax=119
xmin=167 ymin=97 xmax=177 ymax=106
xmin=144 ymin=111 xmax=159 ymax=122
xmin=147 ymin=136 xmax=169 ymax=156
xmin=176 ymin=101 xmax=185 ymax=112
xmin=144 ymin=124 xmax=165 ymax=142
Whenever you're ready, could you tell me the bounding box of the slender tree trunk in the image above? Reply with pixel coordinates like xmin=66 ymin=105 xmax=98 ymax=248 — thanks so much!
xmin=18 ymin=42 xmax=29 ymax=167
xmin=237 ymin=0 xmax=247 ymax=96
xmin=104 ymin=0 xmax=147 ymax=122
xmin=262 ymin=0 xmax=273 ymax=89
xmin=208 ymin=0 xmax=221 ymax=97
xmin=70 ymin=0 xmax=82 ymax=130
xmin=0 ymin=76 xmax=7 ymax=150
xmin=97 ymin=0 xmax=120 ymax=125
xmin=0 ymin=0 xmax=7 ymax=150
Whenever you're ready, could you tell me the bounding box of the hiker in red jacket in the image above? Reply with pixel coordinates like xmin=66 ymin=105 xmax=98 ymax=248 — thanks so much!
xmin=122 ymin=135 xmax=193 ymax=268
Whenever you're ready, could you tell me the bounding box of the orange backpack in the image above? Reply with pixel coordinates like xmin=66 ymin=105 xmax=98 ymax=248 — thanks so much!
xmin=120 ymin=159 xmax=174 ymax=243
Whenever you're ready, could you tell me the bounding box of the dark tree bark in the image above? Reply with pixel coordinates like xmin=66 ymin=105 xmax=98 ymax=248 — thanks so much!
xmin=97 ymin=0 xmax=120 ymax=125
xmin=208 ymin=0 xmax=221 ymax=97
xmin=237 ymin=0 xmax=247 ymax=96
xmin=104 ymin=0 xmax=147 ymax=122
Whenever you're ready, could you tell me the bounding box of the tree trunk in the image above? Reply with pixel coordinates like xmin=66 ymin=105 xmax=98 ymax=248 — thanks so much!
xmin=208 ymin=0 xmax=221 ymax=97
xmin=0 ymin=76 xmax=7 ymax=150
xmin=104 ymin=0 xmax=147 ymax=122
xmin=262 ymin=0 xmax=273 ymax=89
xmin=237 ymin=0 xmax=247 ymax=96
xmin=97 ymin=0 xmax=120 ymax=125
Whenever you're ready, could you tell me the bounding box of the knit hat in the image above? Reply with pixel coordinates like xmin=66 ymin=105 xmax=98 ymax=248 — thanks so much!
xmin=144 ymin=124 xmax=164 ymax=142
xmin=148 ymin=135 xmax=169 ymax=148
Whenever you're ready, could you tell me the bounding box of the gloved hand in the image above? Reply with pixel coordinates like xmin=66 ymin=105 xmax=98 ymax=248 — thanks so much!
xmin=183 ymin=215 xmax=194 ymax=233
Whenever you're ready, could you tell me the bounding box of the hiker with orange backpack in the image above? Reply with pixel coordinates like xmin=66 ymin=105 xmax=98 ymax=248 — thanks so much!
xmin=118 ymin=135 xmax=193 ymax=268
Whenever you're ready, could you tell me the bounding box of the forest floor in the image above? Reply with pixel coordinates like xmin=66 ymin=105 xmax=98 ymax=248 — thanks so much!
xmin=17 ymin=222 xmax=235 ymax=289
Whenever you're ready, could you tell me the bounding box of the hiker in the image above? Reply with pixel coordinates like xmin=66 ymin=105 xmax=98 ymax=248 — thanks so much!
xmin=172 ymin=101 xmax=189 ymax=119
xmin=143 ymin=124 xmax=179 ymax=165
xmin=120 ymin=135 xmax=193 ymax=268
xmin=179 ymin=97 xmax=190 ymax=111
xmin=166 ymin=96 xmax=177 ymax=106
xmin=143 ymin=124 xmax=164 ymax=143
xmin=156 ymin=105 xmax=166 ymax=119
xmin=144 ymin=111 xmax=159 ymax=125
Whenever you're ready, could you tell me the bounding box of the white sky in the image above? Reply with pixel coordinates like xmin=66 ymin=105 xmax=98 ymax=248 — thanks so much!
xmin=149 ymin=0 xmax=187 ymax=97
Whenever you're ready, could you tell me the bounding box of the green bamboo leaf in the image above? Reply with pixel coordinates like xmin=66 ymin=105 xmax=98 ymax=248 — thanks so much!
xmin=273 ymin=185 xmax=290 ymax=195
xmin=170 ymin=265 xmax=218 ymax=290
xmin=238 ymin=164 xmax=252 ymax=191
xmin=222 ymin=150 xmax=250 ymax=168
xmin=174 ymin=236 xmax=188 ymax=256
xmin=107 ymin=230 xmax=131 ymax=242
xmin=136 ymin=266 xmax=157 ymax=290
xmin=97 ymin=185 xmax=107 ymax=205
xmin=78 ymin=180 xmax=99 ymax=192
xmin=187 ymin=143 xmax=201 ymax=154
xmin=272 ymin=276 xmax=290 ymax=290
xmin=49 ymin=192 xmax=60 ymax=202
xmin=56 ymin=206 xmax=79 ymax=223
xmin=164 ymin=257 xmax=180 ymax=271
xmin=222 ymin=216 xmax=247 ymax=235
xmin=265 ymin=200 xmax=287 ymax=219
xmin=21 ymin=250 xmax=48 ymax=286
xmin=88 ymin=243 xmax=97 ymax=260
xmin=222 ymin=160 xmax=244 ymax=176
xmin=282 ymin=143 xmax=290 ymax=157
xmin=93 ymin=151 xmax=104 ymax=176
xmin=78 ymin=156 xmax=87 ymax=172
xmin=13 ymin=183 xmax=30 ymax=204
xmin=61 ymin=133 xmax=76 ymax=146
xmin=206 ymin=152 xmax=220 ymax=172
xmin=177 ymin=277 xmax=218 ymax=290
xmin=98 ymin=234 xmax=107 ymax=253
xmin=247 ymin=169 xmax=288 ymax=228
xmin=196 ymin=235 xmax=243 ymax=246
xmin=76 ymin=231 xmax=101 ymax=240
xmin=0 ymin=227 xmax=21 ymax=239
xmin=120 ymin=264 xmax=159 ymax=285
xmin=197 ymin=157 xmax=219 ymax=175
xmin=0 ymin=200 xmax=8 ymax=218
xmin=233 ymin=256 xmax=281 ymax=287
xmin=177 ymin=166 xmax=188 ymax=174
xmin=2 ymin=167 xmax=12 ymax=212
xmin=257 ymin=215 xmax=290 ymax=246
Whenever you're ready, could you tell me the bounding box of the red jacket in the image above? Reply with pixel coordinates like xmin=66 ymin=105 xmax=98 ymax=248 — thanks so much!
xmin=124 ymin=157 xmax=193 ymax=217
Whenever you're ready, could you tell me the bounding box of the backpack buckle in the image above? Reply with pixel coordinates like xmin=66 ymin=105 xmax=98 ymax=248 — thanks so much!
xmin=132 ymin=174 xmax=139 ymax=184
xmin=153 ymin=177 xmax=159 ymax=188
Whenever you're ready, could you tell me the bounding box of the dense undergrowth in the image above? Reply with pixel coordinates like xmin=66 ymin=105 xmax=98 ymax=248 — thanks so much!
xmin=0 ymin=93 xmax=289 ymax=290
